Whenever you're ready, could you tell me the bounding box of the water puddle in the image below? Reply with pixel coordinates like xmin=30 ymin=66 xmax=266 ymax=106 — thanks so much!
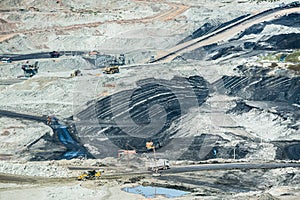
xmin=122 ymin=185 xmax=190 ymax=198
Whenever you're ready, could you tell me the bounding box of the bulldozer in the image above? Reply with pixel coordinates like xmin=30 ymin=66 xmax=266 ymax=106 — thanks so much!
xmin=77 ymin=170 xmax=101 ymax=181
xmin=103 ymin=66 xmax=119 ymax=74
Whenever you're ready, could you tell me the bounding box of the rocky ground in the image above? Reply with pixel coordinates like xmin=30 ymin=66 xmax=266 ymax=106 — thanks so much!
xmin=0 ymin=0 xmax=300 ymax=199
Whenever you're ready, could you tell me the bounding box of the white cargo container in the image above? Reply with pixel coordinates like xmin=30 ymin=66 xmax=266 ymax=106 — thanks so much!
xmin=146 ymin=159 xmax=170 ymax=171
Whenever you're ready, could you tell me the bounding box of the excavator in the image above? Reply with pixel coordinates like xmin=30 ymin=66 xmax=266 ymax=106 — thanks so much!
xmin=21 ymin=61 xmax=39 ymax=77
xmin=77 ymin=170 xmax=102 ymax=181
xmin=70 ymin=69 xmax=82 ymax=77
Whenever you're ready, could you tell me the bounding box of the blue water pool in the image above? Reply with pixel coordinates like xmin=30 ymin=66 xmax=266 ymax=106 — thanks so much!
xmin=122 ymin=185 xmax=190 ymax=198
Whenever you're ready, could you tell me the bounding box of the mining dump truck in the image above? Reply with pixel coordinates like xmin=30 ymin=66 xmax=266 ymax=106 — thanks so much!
xmin=21 ymin=61 xmax=39 ymax=77
xmin=146 ymin=159 xmax=170 ymax=172
xmin=70 ymin=69 xmax=82 ymax=77
xmin=103 ymin=66 xmax=119 ymax=74
xmin=77 ymin=170 xmax=101 ymax=181
xmin=50 ymin=51 xmax=60 ymax=58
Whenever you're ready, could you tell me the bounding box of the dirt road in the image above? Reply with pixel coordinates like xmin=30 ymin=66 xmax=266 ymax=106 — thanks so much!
xmin=2 ymin=161 xmax=299 ymax=184
xmin=149 ymin=2 xmax=189 ymax=21
xmin=162 ymin=162 xmax=300 ymax=174
xmin=0 ymin=173 xmax=74 ymax=185
xmin=0 ymin=109 xmax=46 ymax=122
xmin=0 ymin=34 xmax=16 ymax=43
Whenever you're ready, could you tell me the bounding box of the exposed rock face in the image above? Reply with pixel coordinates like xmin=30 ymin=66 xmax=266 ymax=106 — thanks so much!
xmin=0 ymin=1 xmax=300 ymax=199
xmin=182 ymin=13 xmax=300 ymax=61
xmin=74 ymin=68 xmax=300 ymax=160
xmin=76 ymin=76 xmax=209 ymax=158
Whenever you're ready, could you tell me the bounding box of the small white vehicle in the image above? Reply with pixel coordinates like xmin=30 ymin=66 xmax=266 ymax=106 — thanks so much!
xmin=1 ymin=57 xmax=12 ymax=63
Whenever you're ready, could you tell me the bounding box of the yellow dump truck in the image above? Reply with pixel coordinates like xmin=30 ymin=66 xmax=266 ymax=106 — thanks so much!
xmin=103 ymin=66 xmax=119 ymax=74
xmin=77 ymin=170 xmax=101 ymax=181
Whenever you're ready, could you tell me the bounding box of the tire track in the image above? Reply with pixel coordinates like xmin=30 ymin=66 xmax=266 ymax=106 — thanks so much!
xmin=0 ymin=1 xmax=189 ymax=42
